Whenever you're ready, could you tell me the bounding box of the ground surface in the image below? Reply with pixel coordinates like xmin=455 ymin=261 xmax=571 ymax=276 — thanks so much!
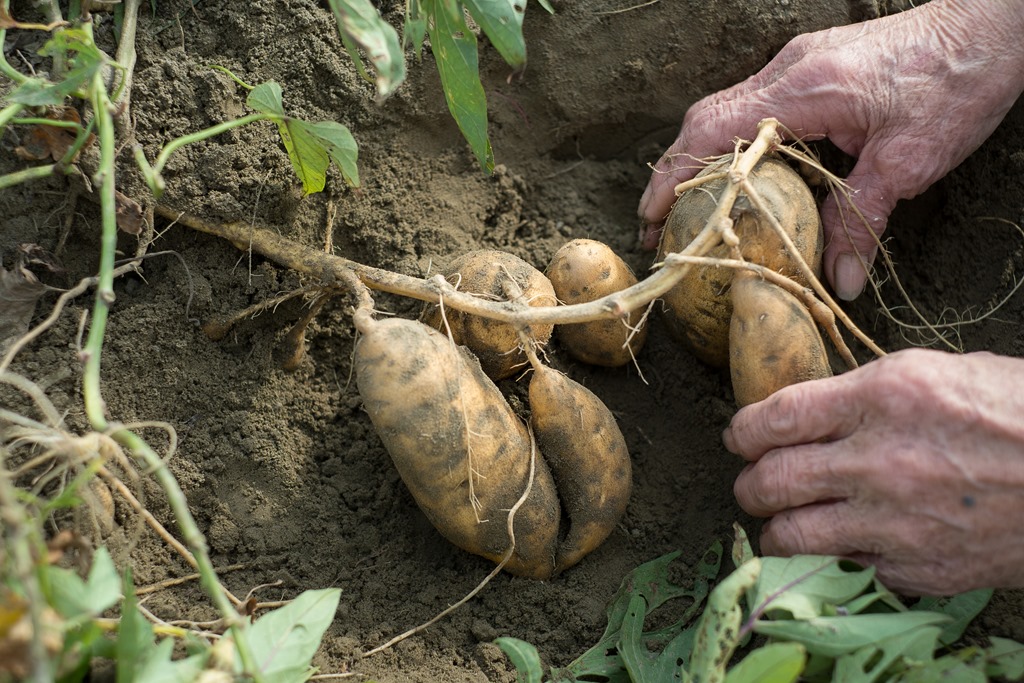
xmin=2 ymin=0 xmax=1024 ymax=680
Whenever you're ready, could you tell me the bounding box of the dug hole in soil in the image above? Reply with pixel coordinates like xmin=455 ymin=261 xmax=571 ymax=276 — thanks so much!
xmin=3 ymin=0 xmax=1024 ymax=680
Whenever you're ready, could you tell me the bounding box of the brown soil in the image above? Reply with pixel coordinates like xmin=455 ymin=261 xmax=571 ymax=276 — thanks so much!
xmin=2 ymin=0 xmax=1023 ymax=680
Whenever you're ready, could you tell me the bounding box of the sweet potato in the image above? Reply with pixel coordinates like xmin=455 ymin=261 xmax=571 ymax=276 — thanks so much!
xmin=729 ymin=271 xmax=833 ymax=407
xmin=424 ymin=249 xmax=557 ymax=380
xmin=546 ymin=239 xmax=648 ymax=367
xmin=657 ymin=155 xmax=823 ymax=367
xmin=528 ymin=363 xmax=632 ymax=573
xmin=353 ymin=310 xmax=561 ymax=579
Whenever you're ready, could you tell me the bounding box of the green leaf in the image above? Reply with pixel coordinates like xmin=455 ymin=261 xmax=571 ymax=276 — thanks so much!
xmin=842 ymin=590 xmax=903 ymax=616
xmin=750 ymin=557 xmax=875 ymax=621
xmin=463 ymin=0 xmax=527 ymax=68
xmin=246 ymin=81 xmax=286 ymax=118
xmin=495 ymin=637 xmax=544 ymax=683
xmin=328 ymin=0 xmax=406 ymax=99
xmin=85 ymin=548 xmax=121 ymax=614
xmin=725 ymin=642 xmax=806 ymax=683
xmin=566 ymin=543 xmax=722 ymax=681
xmin=276 ymin=120 xmax=325 ymax=195
xmin=43 ymin=549 xmax=120 ymax=620
xmin=752 ymin=611 xmax=951 ymax=658
xmin=731 ymin=523 xmax=755 ymax=570
xmin=245 ymin=82 xmax=360 ymax=193
xmin=897 ymin=653 xmax=987 ymax=683
xmin=39 ymin=565 xmax=86 ymax=618
xmin=404 ymin=0 xmax=429 ymax=57
xmin=117 ymin=570 xmax=155 ymax=683
xmin=986 ymin=637 xmax=1024 ymax=681
xmin=297 ymin=120 xmax=360 ymax=187
xmin=617 ymin=593 xmax=650 ymax=682
xmin=833 ymin=626 xmax=942 ymax=683
xmin=137 ymin=646 xmax=209 ymax=683
xmin=911 ymin=589 xmax=992 ymax=646
xmin=245 ymin=588 xmax=341 ymax=680
xmin=535 ymin=0 xmax=554 ymax=13
xmin=10 ymin=28 xmax=107 ymax=106
xmin=688 ymin=558 xmax=761 ymax=682
xmin=428 ymin=0 xmax=494 ymax=173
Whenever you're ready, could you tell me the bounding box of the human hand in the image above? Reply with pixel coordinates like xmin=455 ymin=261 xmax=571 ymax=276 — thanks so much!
xmin=638 ymin=0 xmax=1024 ymax=300
xmin=723 ymin=349 xmax=1024 ymax=596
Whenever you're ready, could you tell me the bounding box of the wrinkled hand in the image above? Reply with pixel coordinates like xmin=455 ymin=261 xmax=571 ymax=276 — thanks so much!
xmin=639 ymin=0 xmax=1024 ymax=300
xmin=723 ymin=349 xmax=1024 ymax=595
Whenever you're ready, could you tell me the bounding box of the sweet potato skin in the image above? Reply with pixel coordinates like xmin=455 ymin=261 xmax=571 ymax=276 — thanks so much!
xmin=729 ymin=271 xmax=833 ymax=407
xmin=657 ymin=155 xmax=823 ymax=367
xmin=424 ymin=250 xmax=557 ymax=380
xmin=528 ymin=364 xmax=632 ymax=573
xmin=546 ymin=239 xmax=648 ymax=367
xmin=354 ymin=313 xmax=560 ymax=579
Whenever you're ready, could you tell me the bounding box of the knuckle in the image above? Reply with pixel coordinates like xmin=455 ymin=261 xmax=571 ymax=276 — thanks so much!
xmin=760 ymin=388 xmax=802 ymax=440
xmin=764 ymin=510 xmax=812 ymax=556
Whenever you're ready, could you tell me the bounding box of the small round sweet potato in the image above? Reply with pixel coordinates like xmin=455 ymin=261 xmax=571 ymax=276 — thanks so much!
xmin=353 ymin=311 xmax=560 ymax=579
xmin=729 ymin=271 xmax=833 ymax=407
xmin=546 ymin=239 xmax=648 ymax=367
xmin=528 ymin=363 xmax=632 ymax=573
xmin=424 ymin=250 xmax=557 ymax=380
xmin=657 ymin=155 xmax=823 ymax=367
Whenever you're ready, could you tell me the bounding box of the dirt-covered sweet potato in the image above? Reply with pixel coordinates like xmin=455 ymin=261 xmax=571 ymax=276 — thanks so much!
xmin=729 ymin=271 xmax=833 ymax=407
xmin=353 ymin=310 xmax=561 ymax=579
xmin=657 ymin=155 xmax=823 ymax=367
xmin=528 ymin=363 xmax=632 ymax=573
xmin=424 ymin=249 xmax=557 ymax=380
xmin=546 ymin=239 xmax=648 ymax=367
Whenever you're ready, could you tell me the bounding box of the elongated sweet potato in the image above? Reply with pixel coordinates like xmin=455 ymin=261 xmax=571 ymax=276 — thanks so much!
xmin=546 ymin=239 xmax=648 ymax=367
xmin=657 ymin=155 xmax=823 ymax=367
xmin=424 ymin=249 xmax=557 ymax=380
xmin=353 ymin=310 xmax=560 ymax=579
xmin=528 ymin=363 xmax=632 ymax=573
xmin=729 ymin=271 xmax=833 ymax=407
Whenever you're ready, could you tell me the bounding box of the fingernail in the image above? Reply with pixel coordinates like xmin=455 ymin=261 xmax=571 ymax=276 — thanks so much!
xmin=834 ymin=253 xmax=867 ymax=301
xmin=637 ymin=184 xmax=652 ymax=219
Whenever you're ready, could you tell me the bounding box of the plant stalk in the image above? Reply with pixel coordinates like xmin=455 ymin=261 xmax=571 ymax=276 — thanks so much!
xmin=75 ymin=18 xmax=265 ymax=681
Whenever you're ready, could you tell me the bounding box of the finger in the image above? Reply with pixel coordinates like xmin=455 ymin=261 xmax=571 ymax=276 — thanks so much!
xmin=638 ymin=81 xmax=788 ymax=226
xmin=733 ymin=445 xmax=853 ymax=517
xmin=639 ymin=73 xmax=836 ymax=228
xmin=639 ymin=221 xmax=663 ymax=251
xmin=722 ymin=375 xmax=862 ymax=460
xmin=820 ymin=153 xmax=899 ymax=300
xmin=759 ymin=502 xmax=863 ymax=557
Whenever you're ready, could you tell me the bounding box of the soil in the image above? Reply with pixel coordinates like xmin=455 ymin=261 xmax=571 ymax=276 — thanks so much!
xmin=2 ymin=0 xmax=1024 ymax=680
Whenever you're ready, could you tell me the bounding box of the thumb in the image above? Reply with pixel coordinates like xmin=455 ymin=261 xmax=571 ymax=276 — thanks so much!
xmin=820 ymin=160 xmax=897 ymax=301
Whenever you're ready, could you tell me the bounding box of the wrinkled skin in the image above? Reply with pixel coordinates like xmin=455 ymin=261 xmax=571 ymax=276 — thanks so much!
xmin=639 ymin=0 xmax=1024 ymax=301
xmin=724 ymin=350 xmax=1024 ymax=596
xmin=641 ymin=0 xmax=1024 ymax=595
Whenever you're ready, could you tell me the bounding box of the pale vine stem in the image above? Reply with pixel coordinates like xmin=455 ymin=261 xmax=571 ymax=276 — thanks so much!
xmin=156 ymin=119 xmax=880 ymax=366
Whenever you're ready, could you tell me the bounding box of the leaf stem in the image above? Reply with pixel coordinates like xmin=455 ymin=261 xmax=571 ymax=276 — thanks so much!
xmin=0 ymin=0 xmax=30 ymax=85
xmin=75 ymin=18 xmax=265 ymax=681
xmin=151 ymin=113 xmax=268 ymax=174
xmin=0 ymin=163 xmax=57 ymax=189
xmin=737 ymin=558 xmax=838 ymax=639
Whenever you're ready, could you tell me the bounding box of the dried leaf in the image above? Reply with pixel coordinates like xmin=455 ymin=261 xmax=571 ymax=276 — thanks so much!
xmin=0 ymin=245 xmax=63 ymax=356
xmin=13 ymin=107 xmax=93 ymax=163
xmin=115 ymin=190 xmax=144 ymax=235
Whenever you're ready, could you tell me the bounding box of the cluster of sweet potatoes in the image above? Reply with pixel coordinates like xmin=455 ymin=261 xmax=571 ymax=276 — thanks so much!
xmin=353 ymin=246 xmax=644 ymax=579
xmin=353 ymin=153 xmax=834 ymax=577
